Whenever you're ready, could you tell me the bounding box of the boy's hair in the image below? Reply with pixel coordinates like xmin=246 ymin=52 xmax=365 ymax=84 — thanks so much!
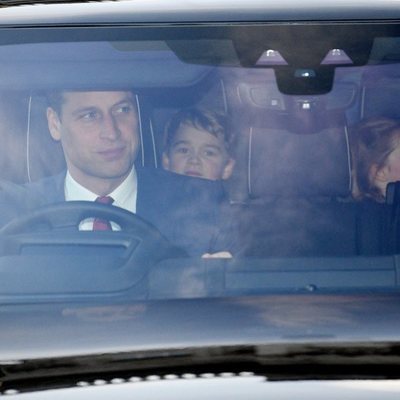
xmin=353 ymin=117 xmax=400 ymax=202
xmin=164 ymin=108 xmax=234 ymax=155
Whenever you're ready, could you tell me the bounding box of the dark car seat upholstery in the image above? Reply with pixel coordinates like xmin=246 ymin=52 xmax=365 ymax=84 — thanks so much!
xmin=233 ymin=107 xmax=359 ymax=257
xmin=25 ymin=93 xmax=66 ymax=181
xmin=244 ymin=106 xmax=351 ymax=199
xmin=221 ymin=70 xmax=369 ymax=257
xmin=360 ymin=64 xmax=400 ymax=120
xmin=0 ymin=92 xmax=66 ymax=184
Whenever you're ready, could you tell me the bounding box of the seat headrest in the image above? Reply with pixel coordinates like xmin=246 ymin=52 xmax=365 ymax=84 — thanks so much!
xmin=361 ymin=64 xmax=400 ymax=120
xmin=245 ymin=109 xmax=351 ymax=198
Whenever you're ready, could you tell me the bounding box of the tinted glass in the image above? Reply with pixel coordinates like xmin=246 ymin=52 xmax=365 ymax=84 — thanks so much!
xmin=0 ymin=22 xmax=400 ymax=300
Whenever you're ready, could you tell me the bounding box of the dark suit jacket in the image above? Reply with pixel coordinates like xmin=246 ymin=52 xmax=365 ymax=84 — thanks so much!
xmin=0 ymin=167 xmax=233 ymax=256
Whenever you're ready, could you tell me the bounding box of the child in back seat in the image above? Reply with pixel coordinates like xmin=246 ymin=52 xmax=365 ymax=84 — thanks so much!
xmin=162 ymin=108 xmax=235 ymax=181
xmin=353 ymin=117 xmax=400 ymax=202
xmin=162 ymin=108 xmax=237 ymax=258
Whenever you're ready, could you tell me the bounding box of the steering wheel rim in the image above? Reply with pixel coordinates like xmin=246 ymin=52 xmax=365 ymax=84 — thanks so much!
xmin=1 ymin=201 xmax=158 ymax=234
xmin=0 ymin=201 xmax=186 ymax=259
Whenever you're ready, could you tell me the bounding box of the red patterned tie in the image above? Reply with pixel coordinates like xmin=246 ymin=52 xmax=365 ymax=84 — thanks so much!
xmin=93 ymin=196 xmax=114 ymax=231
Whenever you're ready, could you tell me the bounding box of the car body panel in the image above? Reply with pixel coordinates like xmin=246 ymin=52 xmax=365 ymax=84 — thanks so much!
xmin=0 ymin=0 xmax=399 ymax=26
xmin=5 ymin=376 xmax=400 ymax=399
xmin=1 ymin=0 xmax=400 ymax=396
xmin=1 ymin=294 xmax=400 ymax=361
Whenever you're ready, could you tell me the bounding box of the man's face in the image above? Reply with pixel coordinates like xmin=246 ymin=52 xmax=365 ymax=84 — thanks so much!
xmin=47 ymin=91 xmax=140 ymax=194
xmin=162 ymin=124 xmax=234 ymax=181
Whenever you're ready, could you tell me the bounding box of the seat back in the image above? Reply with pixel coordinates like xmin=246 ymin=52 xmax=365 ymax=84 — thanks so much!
xmin=246 ymin=107 xmax=351 ymax=199
xmin=360 ymin=64 xmax=400 ymax=120
xmin=222 ymin=71 xmax=361 ymax=257
xmin=226 ymin=78 xmax=353 ymax=202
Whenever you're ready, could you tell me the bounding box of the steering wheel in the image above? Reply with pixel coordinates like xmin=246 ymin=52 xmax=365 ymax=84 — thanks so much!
xmin=0 ymin=201 xmax=185 ymax=261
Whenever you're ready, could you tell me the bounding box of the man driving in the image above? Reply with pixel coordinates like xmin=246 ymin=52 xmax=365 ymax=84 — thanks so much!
xmin=46 ymin=90 xmax=140 ymax=229
xmin=0 ymin=89 xmax=231 ymax=256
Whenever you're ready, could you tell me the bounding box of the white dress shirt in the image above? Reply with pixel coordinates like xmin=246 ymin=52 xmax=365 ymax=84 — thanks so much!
xmin=64 ymin=168 xmax=138 ymax=230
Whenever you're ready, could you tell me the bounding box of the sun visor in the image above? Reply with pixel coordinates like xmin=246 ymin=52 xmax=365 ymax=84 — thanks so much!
xmin=0 ymin=41 xmax=214 ymax=90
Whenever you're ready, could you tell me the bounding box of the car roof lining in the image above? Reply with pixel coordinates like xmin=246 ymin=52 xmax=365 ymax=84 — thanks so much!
xmin=0 ymin=22 xmax=396 ymax=92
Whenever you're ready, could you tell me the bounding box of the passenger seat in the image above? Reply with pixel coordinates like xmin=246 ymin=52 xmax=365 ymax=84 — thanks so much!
xmin=224 ymin=75 xmax=361 ymax=257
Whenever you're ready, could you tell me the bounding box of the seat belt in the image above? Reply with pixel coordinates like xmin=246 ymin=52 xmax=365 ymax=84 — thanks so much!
xmin=385 ymin=181 xmax=400 ymax=253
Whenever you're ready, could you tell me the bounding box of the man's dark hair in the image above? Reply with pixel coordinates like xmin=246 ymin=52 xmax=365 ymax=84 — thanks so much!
xmin=46 ymin=90 xmax=65 ymax=118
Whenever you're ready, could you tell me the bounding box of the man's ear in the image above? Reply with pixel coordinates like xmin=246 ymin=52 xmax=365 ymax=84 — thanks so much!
xmin=47 ymin=107 xmax=62 ymax=141
xmin=162 ymin=152 xmax=170 ymax=170
xmin=222 ymin=158 xmax=235 ymax=180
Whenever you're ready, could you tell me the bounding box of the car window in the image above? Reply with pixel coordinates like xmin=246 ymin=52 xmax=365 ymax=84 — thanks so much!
xmin=0 ymin=21 xmax=399 ymax=301
xmin=3 ymin=1 xmax=400 ymax=397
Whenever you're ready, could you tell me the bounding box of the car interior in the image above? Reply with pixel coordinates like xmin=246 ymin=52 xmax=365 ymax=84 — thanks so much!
xmin=1 ymin=24 xmax=400 ymax=301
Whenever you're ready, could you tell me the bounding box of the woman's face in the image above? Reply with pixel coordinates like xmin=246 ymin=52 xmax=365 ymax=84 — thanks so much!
xmin=385 ymin=145 xmax=400 ymax=182
xmin=375 ymin=135 xmax=400 ymax=197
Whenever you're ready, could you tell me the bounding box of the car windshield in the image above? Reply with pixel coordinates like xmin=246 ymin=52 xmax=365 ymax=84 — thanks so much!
xmin=0 ymin=21 xmax=399 ymax=302
xmin=4 ymin=1 xmax=400 ymax=396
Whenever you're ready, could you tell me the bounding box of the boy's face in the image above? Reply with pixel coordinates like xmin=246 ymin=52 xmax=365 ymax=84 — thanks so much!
xmin=162 ymin=124 xmax=234 ymax=180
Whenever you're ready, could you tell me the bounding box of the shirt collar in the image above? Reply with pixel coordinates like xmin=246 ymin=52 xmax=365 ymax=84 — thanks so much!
xmin=64 ymin=167 xmax=137 ymax=213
